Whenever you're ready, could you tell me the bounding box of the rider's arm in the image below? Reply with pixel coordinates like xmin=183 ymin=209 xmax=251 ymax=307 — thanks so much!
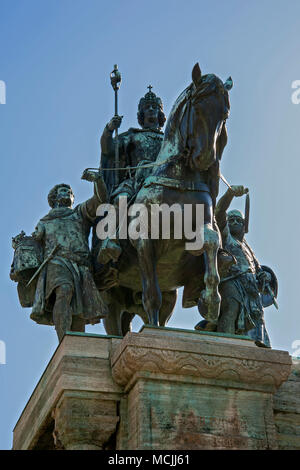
xmin=100 ymin=116 xmax=123 ymax=164
xmin=100 ymin=125 xmax=115 ymax=158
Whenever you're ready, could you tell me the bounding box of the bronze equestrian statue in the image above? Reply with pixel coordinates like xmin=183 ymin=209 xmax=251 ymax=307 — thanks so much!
xmin=93 ymin=63 xmax=233 ymax=336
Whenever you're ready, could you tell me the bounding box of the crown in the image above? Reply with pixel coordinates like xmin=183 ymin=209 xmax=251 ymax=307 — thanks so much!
xmin=12 ymin=231 xmax=26 ymax=249
xmin=138 ymin=85 xmax=164 ymax=111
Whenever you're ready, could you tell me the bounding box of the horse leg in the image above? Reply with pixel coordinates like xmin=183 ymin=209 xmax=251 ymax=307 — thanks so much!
xmin=136 ymin=239 xmax=162 ymax=326
xmin=103 ymin=302 xmax=123 ymax=336
xmin=121 ymin=311 xmax=135 ymax=336
xmin=159 ymin=290 xmax=178 ymax=327
xmin=199 ymin=224 xmax=221 ymax=328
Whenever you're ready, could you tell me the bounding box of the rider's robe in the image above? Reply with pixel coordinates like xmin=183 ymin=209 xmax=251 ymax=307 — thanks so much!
xmin=101 ymin=127 xmax=164 ymax=199
xmin=93 ymin=127 xmax=164 ymax=278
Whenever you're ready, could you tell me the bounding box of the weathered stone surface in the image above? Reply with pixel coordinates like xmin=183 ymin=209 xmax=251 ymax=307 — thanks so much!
xmin=273 ymin=358 xmax=300 ymax=450
xmin=13 ymin=328 xmax=296 ymax=450
xmin=111 ymin=326 xmax=292 ymax=450
xmin=13 ymin=333 xmax=123 ymax=450
xmin=52 ymin=391 xmax=119 ymax=450
xmin=112 ymin=326 xmax=291 ymax=392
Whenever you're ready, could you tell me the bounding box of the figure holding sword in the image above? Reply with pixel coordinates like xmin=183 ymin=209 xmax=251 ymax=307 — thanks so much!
xmin=196 ymin=184 xmax=278 ymax=348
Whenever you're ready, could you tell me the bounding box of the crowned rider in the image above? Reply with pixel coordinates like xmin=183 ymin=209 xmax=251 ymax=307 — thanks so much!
xmin=97 ymin=86 xmax=166 ymax=265
xmin=195 ymin=185 xmax=277 ymax=348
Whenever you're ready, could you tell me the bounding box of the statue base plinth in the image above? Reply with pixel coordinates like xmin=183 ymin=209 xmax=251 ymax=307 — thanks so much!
xmin=13 ymin=327 xmax=299 ymax=450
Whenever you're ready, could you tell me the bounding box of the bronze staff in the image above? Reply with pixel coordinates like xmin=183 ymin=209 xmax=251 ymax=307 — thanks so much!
xmin=110 ymin=64 xmax=122 ymax=186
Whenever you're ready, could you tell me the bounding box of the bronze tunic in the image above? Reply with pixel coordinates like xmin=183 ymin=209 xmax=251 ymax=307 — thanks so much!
xmin=220 ymin=224 xmax=268 ymax=344
xmin=30 ymin=204 xmax=108 ymax=325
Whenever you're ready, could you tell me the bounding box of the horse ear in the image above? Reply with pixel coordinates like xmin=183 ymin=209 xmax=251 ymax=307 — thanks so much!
xmin=224 ymin=76 xmax=233 ymax=90
xmin=192 ymin=63 xmax=202 ymax=86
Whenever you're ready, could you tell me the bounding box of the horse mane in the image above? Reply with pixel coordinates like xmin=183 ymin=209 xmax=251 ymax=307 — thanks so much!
xmin=164 ymin=74 xmax=226 ymax=143
xmin=164 ymin=84 xmax=192 ymax=142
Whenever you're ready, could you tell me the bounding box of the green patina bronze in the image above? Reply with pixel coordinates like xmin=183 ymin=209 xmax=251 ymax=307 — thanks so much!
xmin=195 ymin=185 xmax=278 ymax=347
xmin=10 ymin=175 xmax=108 ymax=342
xmin=10 ymin=63 xmax=278 ymax=347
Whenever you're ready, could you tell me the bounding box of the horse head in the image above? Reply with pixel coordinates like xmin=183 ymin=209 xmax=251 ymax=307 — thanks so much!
xmin=163 ymin=63 xmax=233 ymax=172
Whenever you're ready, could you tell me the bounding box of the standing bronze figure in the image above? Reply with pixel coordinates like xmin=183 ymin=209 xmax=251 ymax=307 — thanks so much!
xmin=10 ymin=173 xmax=108 ymax=342
xmin=195 ymin=185 xmax=277 ymax=347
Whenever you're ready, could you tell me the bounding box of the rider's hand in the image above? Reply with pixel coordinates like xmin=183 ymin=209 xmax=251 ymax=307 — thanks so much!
xmin=107 ymin=115 xmax=123 ymax=132
xmin=229 ymin=185 xmax=248 ymax=197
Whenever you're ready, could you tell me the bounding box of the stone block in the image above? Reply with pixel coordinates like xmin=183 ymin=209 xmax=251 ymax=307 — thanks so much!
xmin=273 ymin=358 xmax=300 ymax=449
xmin=13 ymin=327 xmax=295 ymax=450
xmin=111 ymin=326 xmax=292 ymax=450
xmin=13 ymin=333 xmax=123 ymax=450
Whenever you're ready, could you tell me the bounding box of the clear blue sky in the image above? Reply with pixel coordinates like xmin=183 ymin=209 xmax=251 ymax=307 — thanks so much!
xmin=1 ymin=0 xmax=300 ymax=449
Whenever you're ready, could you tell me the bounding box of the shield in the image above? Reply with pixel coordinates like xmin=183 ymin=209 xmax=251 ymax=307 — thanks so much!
xmin=260 ymin=265 xmax=278 ymax=308
xmin=10 ymin=231 xmax=43 ymax=283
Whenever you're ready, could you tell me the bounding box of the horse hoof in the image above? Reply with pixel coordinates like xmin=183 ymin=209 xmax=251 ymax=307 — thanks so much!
xmin=197 ymin=295 xmax=208 ymax=317
xmin=194 ymin=320 xmax=217 ymax=332
xmin=255 ymin=340 xmax=271 ymax=349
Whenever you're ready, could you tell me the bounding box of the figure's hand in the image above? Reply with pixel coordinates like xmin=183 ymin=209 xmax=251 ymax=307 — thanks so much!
xmin=257 ymin=270 xmax=273 ymax=293
xmin=81 ymin=169 xmax=99 ymax=182
xmin=229 ymin=185 xmax=248 ymax=197
xmin=257 ymin=271 xmax=272 ymax=283
xmin=31 ymin=224 xmax=44 ymax=241
xmin=107 ymin=115 xmax=123 ymax=132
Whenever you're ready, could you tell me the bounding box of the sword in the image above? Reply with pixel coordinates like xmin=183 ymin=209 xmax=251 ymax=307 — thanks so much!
xmin=110 ymin=64 xmax=122 ymax=187
xmin=219 ymin=172 xmax=232 ymax=190
xmin=266 ymin=284 xmax=279 ymax=310
xmin=244 ymin=193 xmax=250 ymax=233
xmin=26 ymin=244 xmax=60 ymax=287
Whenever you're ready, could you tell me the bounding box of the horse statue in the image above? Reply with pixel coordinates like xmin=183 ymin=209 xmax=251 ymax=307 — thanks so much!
xmin=93 ymin=63 xmax=233 ymax=336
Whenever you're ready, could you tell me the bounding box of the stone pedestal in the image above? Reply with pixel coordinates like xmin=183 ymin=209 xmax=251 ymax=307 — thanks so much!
xmin=111 ymin=327 xmax=292 ymax=450
xmin=273 ymin=358 xmax=300 ymax=449
xmin=13 ymin=333 xmax=123 ymax=450
xmin=13 ymin=327 xmax=295 ymax=450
